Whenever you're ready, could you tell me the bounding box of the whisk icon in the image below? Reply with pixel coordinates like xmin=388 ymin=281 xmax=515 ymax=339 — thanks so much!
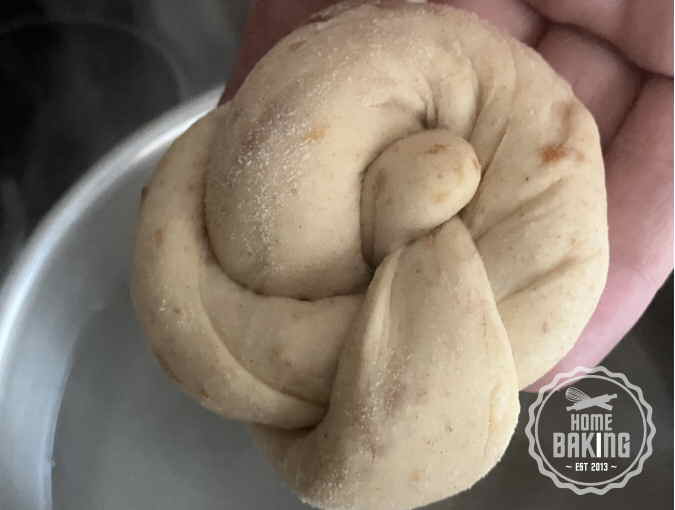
xmin=565 ymin=387 xmax=617 ymax=411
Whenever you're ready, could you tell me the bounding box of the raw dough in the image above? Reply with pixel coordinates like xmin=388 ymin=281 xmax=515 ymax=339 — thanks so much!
xmin=132 ymin=1 xmax=608 ymax=509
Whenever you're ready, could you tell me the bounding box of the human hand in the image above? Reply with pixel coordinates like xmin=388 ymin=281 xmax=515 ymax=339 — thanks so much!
xmin=220 ymin=0 xmax=673 ymax=390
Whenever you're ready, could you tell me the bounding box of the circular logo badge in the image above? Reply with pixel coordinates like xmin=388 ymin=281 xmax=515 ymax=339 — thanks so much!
xmin=525 ymin=366 xmax=655 ymax=495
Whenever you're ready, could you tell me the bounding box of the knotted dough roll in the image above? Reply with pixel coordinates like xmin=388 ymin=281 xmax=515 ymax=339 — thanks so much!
xmin=132 ymin=1 xmax=609 ymax=509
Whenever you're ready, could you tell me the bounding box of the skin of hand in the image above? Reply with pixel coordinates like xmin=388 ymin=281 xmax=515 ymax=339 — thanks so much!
xmin=220 ymin=0 xmax=674 ymax=390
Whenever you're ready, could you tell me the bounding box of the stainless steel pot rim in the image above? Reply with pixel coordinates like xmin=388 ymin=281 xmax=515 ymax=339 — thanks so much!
xmin=0 ymin=86 xmax=222 ymax=375
xmin=0 ymin=86 xmax=221 ymax=509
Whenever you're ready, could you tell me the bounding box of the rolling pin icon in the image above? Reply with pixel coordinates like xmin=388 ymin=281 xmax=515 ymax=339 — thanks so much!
xmin=565 ymin=387 xmax=618 ymax=411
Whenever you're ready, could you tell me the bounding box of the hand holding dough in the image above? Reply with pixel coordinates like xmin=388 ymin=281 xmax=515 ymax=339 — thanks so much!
xmin=132 ymin=2 xmax=608 ymax=509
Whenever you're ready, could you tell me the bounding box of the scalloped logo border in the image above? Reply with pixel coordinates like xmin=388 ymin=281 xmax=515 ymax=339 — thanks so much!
xmin=525 ymin=366 xmax=656 ymax=495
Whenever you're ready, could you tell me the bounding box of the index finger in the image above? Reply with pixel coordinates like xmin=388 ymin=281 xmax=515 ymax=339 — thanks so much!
xmin=525 ymin=0 xmax=674 ymax=75
xmin=220 ymin=0 xmax=335 ymax=104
